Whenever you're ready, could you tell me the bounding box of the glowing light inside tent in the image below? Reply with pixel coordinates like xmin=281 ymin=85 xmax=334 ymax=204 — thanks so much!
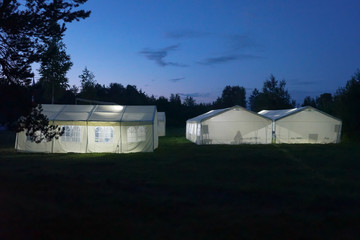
xmin=113 ymin=105 xmax=124 ymax=112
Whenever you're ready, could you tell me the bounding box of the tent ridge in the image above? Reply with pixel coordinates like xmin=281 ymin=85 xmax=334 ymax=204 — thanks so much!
xmin=52 ymin=105 xmax=67 ymax=121
xmin=87 ymin=105 xmax=98 ymax=121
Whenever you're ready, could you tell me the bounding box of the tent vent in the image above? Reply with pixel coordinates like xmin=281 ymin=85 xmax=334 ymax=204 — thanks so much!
xmin=334 ymin=125 xmax=340 ymax=133
xmin=308 ymin=134 xmax=318 ymax=142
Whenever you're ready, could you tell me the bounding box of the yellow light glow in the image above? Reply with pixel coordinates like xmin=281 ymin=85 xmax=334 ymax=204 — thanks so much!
xmin=113 ymin=105 xmax=124 ymax=112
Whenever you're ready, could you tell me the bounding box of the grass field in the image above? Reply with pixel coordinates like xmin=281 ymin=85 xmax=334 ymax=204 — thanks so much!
xmin=1 ymin=129 xmax=360 ymax=239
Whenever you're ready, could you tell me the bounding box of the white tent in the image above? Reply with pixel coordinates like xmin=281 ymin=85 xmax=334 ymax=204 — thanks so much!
xmin=258 ymin=106 xmax=342 ymax=144
xmin=15 ymin=104 xmax=159 ymax=153
xmin=186 ymin=106 xmax=273 ymax=145
xmin=157 ymin=112 xmax=166 ymax=137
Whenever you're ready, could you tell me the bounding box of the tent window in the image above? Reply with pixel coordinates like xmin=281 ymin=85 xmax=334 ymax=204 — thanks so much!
xmin=309 ymin=134 xmax=318 ymax=142
xmin=127 ymin=126 xmax=146 ymax=143
xmin=95 ymin=126 xmax=114 ymax=143
xmin=334 ymin=124 xmax=340 ymax=133
xmin=26 ymin=131 xmax=46 ymax=143
xmin=61 ymin=126 xmax=81 ymax=142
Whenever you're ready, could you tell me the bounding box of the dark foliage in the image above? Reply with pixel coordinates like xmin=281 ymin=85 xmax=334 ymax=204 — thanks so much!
xmin=16 ymin=104 xmax=64 ymax=143
xmin=214 ymin=85 xmax=246 ymax=108
xmin=250 ymin=75 xmax=295 ymax=112
xmin=333 ymin=70 xmax=360 ymax=140
xmin=302 ymin=96 xmax=316 ymax=108
xmin=38 ymin=37 xmax=72 ymax=103
xmin=0 ymin=82 xmax=32 ymax=127
xmin=0 ymin=0 xmax=90 ymax=84
xmin=0 ymin=0 xmax=89 ymax=141
xmin=300 ymin=69 xmax=360 ymax=141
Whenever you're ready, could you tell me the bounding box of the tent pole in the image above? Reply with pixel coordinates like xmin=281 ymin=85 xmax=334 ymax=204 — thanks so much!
xmin=85 ymin=122 xmax=88 ymax=153
xmin=118 ymin=123 xmax=121 ymax=153
xmin=51 ymin=120 xmax=55 ymax=153
xmin=15 ymin=132 xmax=19 ymax=152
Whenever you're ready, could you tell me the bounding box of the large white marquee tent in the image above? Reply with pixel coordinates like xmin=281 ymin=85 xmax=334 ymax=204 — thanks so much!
xmin=258 ymin=106 xmax=342 ymax=144
xmin=186 ymin=106 xmax=273 ymax=145
xmin=15 ymin=104 xmax=159 ymax=153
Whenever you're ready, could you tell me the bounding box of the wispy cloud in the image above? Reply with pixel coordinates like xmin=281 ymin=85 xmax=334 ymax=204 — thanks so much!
xmin=139 ymin=45 xmax=187 ymax=67
xmin=169 ymin=77 xmax=186 ymax=83
xmin=198 ymin=54 xmax=262 ymax=66
xmin=178 ymin=92 xmax=211 ymax=98
xmin=164 ymin=30 xmax=210 ymax=39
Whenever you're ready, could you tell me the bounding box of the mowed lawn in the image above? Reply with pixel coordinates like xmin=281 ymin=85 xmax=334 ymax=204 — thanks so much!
xmin=1 ymin=130 xmax=360 ymax=239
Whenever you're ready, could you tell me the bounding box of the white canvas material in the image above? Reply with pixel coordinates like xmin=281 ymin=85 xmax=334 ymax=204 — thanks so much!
xmin=258 ymin=106 xmax=342 ymax=144
xmin=157 ymin=112 xmax=166 ymax=137
xmin=15 ymin=104 xmax=159 ymax=153
xmin=186 ymin=106 xmax=273 ymax=145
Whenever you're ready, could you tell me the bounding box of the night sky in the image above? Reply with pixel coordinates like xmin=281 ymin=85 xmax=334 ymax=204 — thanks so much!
xmin=60 ymin=0 xmax=360 ymax=104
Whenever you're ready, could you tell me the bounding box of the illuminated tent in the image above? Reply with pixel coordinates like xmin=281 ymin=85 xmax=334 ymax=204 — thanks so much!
xmin=15 ymin=104 xmax=159 ymax=153
xmin=258 ymin=106 xmax=342 ymax=144
xmin=157 ymin=112 xmax=166 ymax=137
xmin=186 ymin=106 xmax=272 ymax=145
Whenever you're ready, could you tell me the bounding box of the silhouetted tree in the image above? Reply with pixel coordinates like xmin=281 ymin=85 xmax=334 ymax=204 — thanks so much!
xmin=0 ymin=83 xmax=32 ymax=126
xmin=38 ymin=37 xmax=72 ymax=104
xmin=124 ymin=85 xmax=148 ymax=105
xmin=213 ymin=86 xmax=246 ymax=108
xmin=316 ymin=93 xmax=334 ymax=114
xmin=183 ymin=96 xmax=196 ymax=107
xmin=79 ymin=67 xmax=96 ymax=89
xmin=0 ymin=0 xmax=90 ymax=85
xmin=334 ymin=69 xmax=360 ymax=140
xmin=0 ymin=0 xmax=90 ymax=141
xmin=249 ymin=88 xmax=260 ymax=111
xmin=221 ymin=85 xmax=247 ymax=108
xmin=69 ymin=85 xmax=79 ymax=96
xmin=108 ymin=83 xmax=125 ymax=103
xmin=78 ymin=67 xmax=97 ymax=100
xmin=250 ymin=75 xmax=295 ymax=111
xmin=302 ymin=96 xmax=316 ymax=107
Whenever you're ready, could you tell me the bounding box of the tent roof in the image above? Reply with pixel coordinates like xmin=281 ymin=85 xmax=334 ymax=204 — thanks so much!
xmin=41 ymin=104 xmax=157 ymax=122
xmin=258 ymin=106 xmax=341 ymax=121
xmin=258 ymin=107 xmax=302 ymax=120
xmin=187 ymin=105 xmax=272 ymax=123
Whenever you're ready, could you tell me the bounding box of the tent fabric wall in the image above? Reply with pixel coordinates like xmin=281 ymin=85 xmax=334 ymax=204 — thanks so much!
xmin=157 ymin=112 xmax=166 ymax=137
xmin=186 ymin=106 xmax=273 ymax=145
xmin=15 ymin=104 xmax=159 ymax=153
xmin=259 ymin=106 xmax=342 ymax=144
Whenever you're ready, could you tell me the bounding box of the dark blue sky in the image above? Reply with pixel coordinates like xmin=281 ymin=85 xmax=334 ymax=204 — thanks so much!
xmin=60 ymin=0 xmax=360 ymax=104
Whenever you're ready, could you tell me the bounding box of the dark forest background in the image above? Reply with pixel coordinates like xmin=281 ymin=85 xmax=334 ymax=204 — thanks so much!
xmin=2 ymin=67 xmax=359 ymax=141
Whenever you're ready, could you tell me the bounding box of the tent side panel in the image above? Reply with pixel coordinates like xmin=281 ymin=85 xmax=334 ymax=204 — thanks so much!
xmin=158 ymin=121 xmax=166 ymax=136
xmin=200 ymin=109 xmax=272 ymax=144
xmin=52 ymin=125 xmax=87 ymax=153
xmin=186 ymin=122 xmax=202 ymax=144
xmin=121 ymin=122 xmax=154 ymax=153
xmin=86 ymin=125 xmax=121 ymax=153
xmin=15 ymin=131 xmax=52 ymax=153
xmin=275 ymin=110 xmax=342 ymax=144
xmin=203 ymin=121 xmax=272 ymax=144
xmin=153 ymin=112 xmax=159 ymax=150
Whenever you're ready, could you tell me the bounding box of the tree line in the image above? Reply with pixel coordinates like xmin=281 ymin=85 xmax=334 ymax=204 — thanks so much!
xmin=29 ymin=66 xmax=360 ymax=141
